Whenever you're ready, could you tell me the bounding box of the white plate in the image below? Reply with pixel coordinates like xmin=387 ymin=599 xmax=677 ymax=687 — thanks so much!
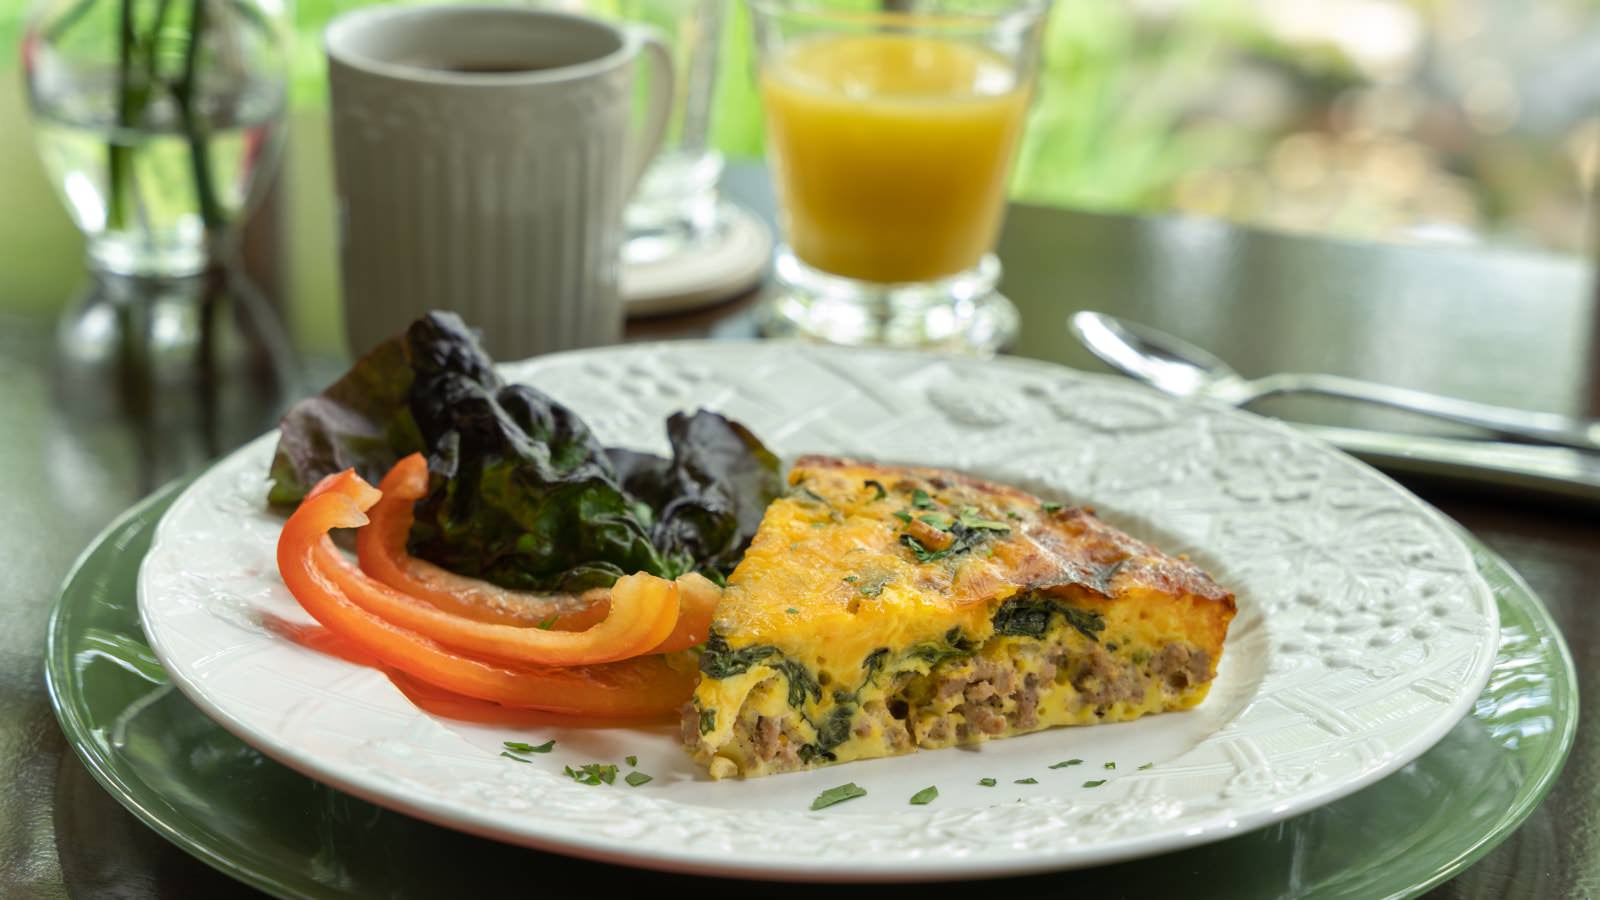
xmin=137 ymin=341 xmax=1498 ymax=882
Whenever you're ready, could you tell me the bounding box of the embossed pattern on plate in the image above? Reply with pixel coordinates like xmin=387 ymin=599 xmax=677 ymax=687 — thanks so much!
xmin=136 ymin=342 xmax=1498 ymax=881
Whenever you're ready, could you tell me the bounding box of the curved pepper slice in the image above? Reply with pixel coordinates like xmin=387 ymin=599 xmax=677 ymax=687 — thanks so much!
xmin=358 ymin=454 xmax=718 ymax=653
xmin=355 ymin=454 xmax=606 ymax=629
xmin=278 ymin=477 xmax=694 ymax=716
xmin=310 ymin=470 xmax=679 ymax=666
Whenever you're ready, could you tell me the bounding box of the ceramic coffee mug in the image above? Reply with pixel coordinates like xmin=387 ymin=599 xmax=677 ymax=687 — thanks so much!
xmin=326 ymin=5 xmax=672 ymax=358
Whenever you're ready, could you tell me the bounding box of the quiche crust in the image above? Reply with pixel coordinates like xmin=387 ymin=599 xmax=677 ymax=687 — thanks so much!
xmin=683 ymin=456 xmax=1236 ymax=779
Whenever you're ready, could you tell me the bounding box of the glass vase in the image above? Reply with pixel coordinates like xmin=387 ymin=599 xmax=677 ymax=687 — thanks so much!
xmin=21 ymin=0 xmax=289 ymax=277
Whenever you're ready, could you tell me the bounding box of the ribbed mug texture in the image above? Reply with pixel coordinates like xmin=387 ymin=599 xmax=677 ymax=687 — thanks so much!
xmin=330 ymin=50 xmax=633 ymax=359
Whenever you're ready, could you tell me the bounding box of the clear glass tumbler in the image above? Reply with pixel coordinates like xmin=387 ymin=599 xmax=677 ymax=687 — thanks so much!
xmin=580 ymin=0 xmax=728 ymax=266
xmin=750 ymin=0 xmax=1048 ymax=353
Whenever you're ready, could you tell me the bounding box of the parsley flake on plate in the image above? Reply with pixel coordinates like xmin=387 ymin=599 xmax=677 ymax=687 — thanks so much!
xmin=625 ymin=771 xmax=653 ymax=787
xmin=978 ymin=777 xmax=997 ymax=787
xmin=1014 ymin=777 xmax=1038 ymax=785
xmin=564 ymin=763 xmax=618 ymax=786
xmin=502 ymin=740 xmax=554 ymax=754
xmin=1082 ymin=779 xmax=1106 ymax=788
xmin=909 ymin=786 xmax=938 ymax=805
xmin=811 ymin=783 xmax=867 ymax=810
xmin=1049 ymin=759 xmax=1083 ymax=769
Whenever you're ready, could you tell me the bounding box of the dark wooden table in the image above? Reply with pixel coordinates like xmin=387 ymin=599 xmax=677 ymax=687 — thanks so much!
xmin=2 ymin=141 xmax=1597 ymax=897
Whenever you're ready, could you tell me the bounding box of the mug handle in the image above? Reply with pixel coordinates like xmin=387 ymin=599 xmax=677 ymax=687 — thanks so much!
xmin=624 ymin=28 xmax=675 ymax=196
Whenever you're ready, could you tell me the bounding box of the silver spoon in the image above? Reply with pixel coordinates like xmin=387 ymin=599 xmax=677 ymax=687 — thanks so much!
xmin=1070 ymin=311 xmax=1600 ymax=453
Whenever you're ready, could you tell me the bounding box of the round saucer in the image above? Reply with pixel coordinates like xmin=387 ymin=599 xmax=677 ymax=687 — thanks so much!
xmin=623 ymin=203 xmax=772 ymax=317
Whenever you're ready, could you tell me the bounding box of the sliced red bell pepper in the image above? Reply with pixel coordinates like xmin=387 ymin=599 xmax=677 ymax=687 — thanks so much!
xmin=278 ymin=477 xmax=694 ymax=717
xmin=316 ymin=467 xmax=678 ymax=666
xmin=358 ymin=453 xmax=718 ymax=654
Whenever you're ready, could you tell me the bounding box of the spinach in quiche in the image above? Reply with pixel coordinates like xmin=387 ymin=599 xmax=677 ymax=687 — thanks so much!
xmin=992 ymin=594 xmax=1106 ymax=642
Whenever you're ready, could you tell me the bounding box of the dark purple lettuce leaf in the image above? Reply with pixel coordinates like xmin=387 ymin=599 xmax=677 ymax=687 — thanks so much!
xmin=401 ymin=316 xmax=675 ymax=591
xmin=645 ymin=412 xmax=783 ymax=576
xmin=266 ymin=312 xmax=781 ymax=591
xmin=266 ymin=337 xmax=422 ymax=506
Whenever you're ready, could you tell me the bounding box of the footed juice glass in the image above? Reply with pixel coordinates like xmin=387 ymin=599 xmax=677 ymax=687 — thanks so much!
xmin=750 ymin=0 xmax=1048 ymax=353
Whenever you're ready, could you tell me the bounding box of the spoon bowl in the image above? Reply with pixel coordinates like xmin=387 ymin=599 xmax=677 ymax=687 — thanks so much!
xmin=1069 ymin=311 xmax=1247 ymax=401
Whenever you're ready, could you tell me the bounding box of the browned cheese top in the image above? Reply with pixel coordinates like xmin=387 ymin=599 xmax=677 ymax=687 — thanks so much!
xmin=715 ymin=455 xmax=1235 ymax=665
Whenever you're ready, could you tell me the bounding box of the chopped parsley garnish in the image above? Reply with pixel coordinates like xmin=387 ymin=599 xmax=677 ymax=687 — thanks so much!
xmin=854 ymin=573 xmax=892 ymax=597
xmin=911 ymin=488 xmax=935 ymax=509
xmin=625 ymin=771 xmax=653 ymax=787
xmin=698 ymin=708 xmax=716 ymax=734
xmin=1049 ymin=759 xmax=1083 ymax=769
xmin=843 ymin=575 xmax=859 ymax=583
xmin=503 ymin=740 xmax=555 ymax=754
xmin=1139 ymin=762 xmax=1154 ymax=770
xmin=978 ymin=777 xmax=997 ymax=787
xmin=1005 ymin=510 xmax=1022 ymax=520
xmin=892 ymin=510 xmax=913 ymax=524
xmin=917 ymin=512 xmax=954 ymax=530
xmin=901 ymin=533 xmax=941 ymax=562
xmin=864 ymin=480 xmax=887 ymax=501
xmin=957 ymin=512 xmax=1010 ymax=532
xmin=1082 ymin=779 xmax=1106 ymax=788
xmin=811 ymin=782 xmax=867 ymax=810
xmin=1014 ymin=777 xmax=1038 ymax=785
xmin=909 ymin=786 xmax=939 ymax=805
xmin=535 ymin=616 xmax=558 ymax=630
xmin=564 ymin=763 xmax=619 ymax=786
xmin=786 ymin=607 xmax=799 ymax=614
xmin=626 ymin=755 xmax=638 ymax=767
xmin=1104 ymin=761 xmax=1116 ymax=770
xmin=1041 ymin=502 xmax=1063 ymax=513
xmin=499 ymin=751 xmax=531 ymax=764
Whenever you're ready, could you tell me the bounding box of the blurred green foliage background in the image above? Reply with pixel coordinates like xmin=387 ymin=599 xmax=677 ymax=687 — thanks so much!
xmin=5 ymin=0 xmax=1600 ymax=340
xmin=278 ymin=0 xmax=1600 ymax=256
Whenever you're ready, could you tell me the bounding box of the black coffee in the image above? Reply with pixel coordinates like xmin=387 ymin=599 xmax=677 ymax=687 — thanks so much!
xmin=396 ymin=56 xmax=559 ymax=74
xmin=436 ymin=61 xmax=556 ymax=73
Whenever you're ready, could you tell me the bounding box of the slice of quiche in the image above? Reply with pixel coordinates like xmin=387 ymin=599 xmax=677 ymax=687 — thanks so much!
xmin=682 ymin=455 xmax=1236 ymax=779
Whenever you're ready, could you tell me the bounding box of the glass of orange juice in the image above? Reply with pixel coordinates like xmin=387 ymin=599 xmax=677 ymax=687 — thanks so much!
xmin=750 ymin=0 xmax=1048 ymax=352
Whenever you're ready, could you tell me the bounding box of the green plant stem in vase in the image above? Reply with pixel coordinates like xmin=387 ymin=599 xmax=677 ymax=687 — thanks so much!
xmin=23 ymin=0 xmax=287 ymax=277
xmin=172 ymin=0 xmax=226 ymax=231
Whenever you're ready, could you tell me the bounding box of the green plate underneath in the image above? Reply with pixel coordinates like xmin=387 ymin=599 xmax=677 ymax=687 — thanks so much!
xmin=46 ymin=480 xmax=1578 ymax=898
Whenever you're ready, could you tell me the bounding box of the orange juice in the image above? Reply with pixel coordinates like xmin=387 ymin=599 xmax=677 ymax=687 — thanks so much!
xmin=761 ymin=34 xmax=1031 ymax=284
